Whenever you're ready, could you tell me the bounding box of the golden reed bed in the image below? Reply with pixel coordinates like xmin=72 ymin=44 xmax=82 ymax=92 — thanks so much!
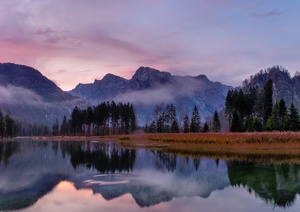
xmin=34 ymin=132 xmax=300 ymax=163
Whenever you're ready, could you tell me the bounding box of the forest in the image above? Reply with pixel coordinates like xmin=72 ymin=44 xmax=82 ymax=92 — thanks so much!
xmin=4 ymin=77 xmax=300 ymax=137
xmin=144 ymin=104 xmax=221 ymax=133
xmin=59 ymin=101 xmax=137 ymax=136
xmin=225 ymin=79 xmax=300 ymax=132
xmin=0 ymin=109 xmax=15 ymax=138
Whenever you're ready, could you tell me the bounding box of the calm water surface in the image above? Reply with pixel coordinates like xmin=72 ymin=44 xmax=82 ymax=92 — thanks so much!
xmin=0 ymin=139 xmax=300 ymax=212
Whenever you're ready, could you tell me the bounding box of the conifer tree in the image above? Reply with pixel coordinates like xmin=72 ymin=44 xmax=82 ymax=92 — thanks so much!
xmin=231 ymin=110 xmax=240 ymax=132
xmin=266 ymin=103 xmax=280 ymax=131
xmin=5 ymin=111 xmax=14 ymax=137
xmin=278 ymin=99 xmax=288 ymax=130
xmin=60 ymin=116 xmax=69 ymax=136
xmin=203 ymin=122 xmax=209 ymax=132
xmin=0 ymin=109 xmax=5 ymax=138
xmin=171 ymin=120 xmax=180 ymax=133
xmin=287 ymin=103 xmax=300 ymax=131
xmin=52 ymin=119 xmax=59 ymax=136
xmin=183 ymin=114 xmax=190 ymax=133
xmin=263 ymin=79 xmax=273 ymax=125
xmin=212 ymin=110 xmax=221 ymax=132
xmin=190 ymin=106 xmax=201 ymax=133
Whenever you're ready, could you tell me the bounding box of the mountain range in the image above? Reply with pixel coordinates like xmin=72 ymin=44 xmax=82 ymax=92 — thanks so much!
xmin=70 ymin=66 xmax=231 ymax=125
xmin=242 ymin=66 xmax=300 ymax=108
xmin=1 ymin=63 xmax=300 ymax=126
xmin=0 ymin=63 xmax=86 ymax=125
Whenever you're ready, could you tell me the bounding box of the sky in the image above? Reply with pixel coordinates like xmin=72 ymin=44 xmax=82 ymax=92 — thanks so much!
xmin=1 ymin=0 xmax=300 ymax=91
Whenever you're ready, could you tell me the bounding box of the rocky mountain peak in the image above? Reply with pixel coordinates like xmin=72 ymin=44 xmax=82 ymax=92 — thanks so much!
xmin=101 ymin=73 xmax=124 ymax=82
xmin=195 ymin=74 xmax=209 ymax=81
xmin=133 ymin=66 xmax=172 ymax=81
xmin=242 ymin=65 xmax=300 ymax=112
xmin=130 ymin=66 xmax=173 ymax=90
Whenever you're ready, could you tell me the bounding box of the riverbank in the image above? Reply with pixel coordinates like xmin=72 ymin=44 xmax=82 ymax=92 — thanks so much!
xmin=31 ymin=132 xmax=300 ymax=163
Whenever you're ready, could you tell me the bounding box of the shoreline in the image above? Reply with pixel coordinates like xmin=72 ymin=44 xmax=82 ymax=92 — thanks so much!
xmin=14 ymin=132 xmax=300 ymax=163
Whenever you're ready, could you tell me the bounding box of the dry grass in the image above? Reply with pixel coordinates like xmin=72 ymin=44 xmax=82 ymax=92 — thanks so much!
xmin=116 ymin=132 xmax=300 ymax=163
xmin=32 ymin=132 xmax=300 ymax=163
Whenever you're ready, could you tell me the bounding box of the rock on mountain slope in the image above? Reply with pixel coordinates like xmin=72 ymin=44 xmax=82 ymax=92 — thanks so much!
xmin=70 ymin=66 xmax=232 ymax=125
xmin=242 ymin=66 xmax=300 ymax=109
xmin=0 ymin=63 xmax=86 ymax=125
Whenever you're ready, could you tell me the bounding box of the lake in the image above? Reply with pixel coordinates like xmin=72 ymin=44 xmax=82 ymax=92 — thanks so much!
xmin=0 ymin=139 xmax=300 ymax=212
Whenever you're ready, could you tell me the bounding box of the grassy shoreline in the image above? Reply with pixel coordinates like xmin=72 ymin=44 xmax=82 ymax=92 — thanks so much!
xmin=29 ymin=132 xmax=300 ymax=163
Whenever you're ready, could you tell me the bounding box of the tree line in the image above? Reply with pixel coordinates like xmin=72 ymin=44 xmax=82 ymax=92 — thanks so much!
xmin=225 ymin=79 xmax=300 ymax=132
xmin=144 ymin=104 xmax=221 ymax=133
xmin=58 ymin=101 xmax=137 ymax=136
xmin=0 ymin=109 xmax=15 ymax=138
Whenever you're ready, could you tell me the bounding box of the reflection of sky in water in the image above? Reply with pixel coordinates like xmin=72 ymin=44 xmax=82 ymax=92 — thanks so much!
xmin=1 ymin=140 xmax=300 ymax=211
xmin=19 ymin=181 xmax=300 ymax=212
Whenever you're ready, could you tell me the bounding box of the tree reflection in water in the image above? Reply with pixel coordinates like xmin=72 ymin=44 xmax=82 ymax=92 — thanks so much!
xmin=228 ymin=161 xmax=300 ymax=209
xmin=0 ymin=141 xmax=19 ymax=165
xmin=1 ymin=140 xmax=300 ymax=210
xmin=60 ymin=141 xmax=136 ymax=173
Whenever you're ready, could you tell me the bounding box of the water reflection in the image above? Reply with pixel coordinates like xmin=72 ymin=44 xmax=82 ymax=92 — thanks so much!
xmin=0 ymin=139 xmax=300 ymax=211
xmin=0 ymin=141 xmax=20 ymax=165
xmin=228 ymin=162 xmax=300 ymax=208
xmin=60 ymin=141 xmax=136 ymax=173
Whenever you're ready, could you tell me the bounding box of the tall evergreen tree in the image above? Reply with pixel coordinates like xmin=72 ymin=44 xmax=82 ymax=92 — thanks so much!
xmin=212 ymin=111 xmax=221 ymax=132
xmin=5 ymin=111 xmax=14 ymax=137
xmin=52 ymin=119 xmax=59 ymax=136
xmin=86 ymin=106 xmax=94 ymax=135
xmin=266 ymin=103 xmax=280 ymax=131
xmin=183 ymin=114 xmax=190 ymax=133
xmin=60 ymin=116 xmax=69 ymax=136
xmin=203 ymin=122 xmax=209 ymax=132
xmin=287 ymin=103 xmax=300 ymax=131
xmin=225 ymin=90 xmax=234 ymax=128
xmin=157 ymin=114 xmax=165 ymax=133
xmin=263 ymin=79 xmax=273 ymax=125
xmin=278 ymin=99 xmax=288 ymax=130
xmin=71 ymin=106 xmax=82 ymax=135
xmin=190 ymin=106 xmax=201 ymax=133
xmin=231 ymin=110 xmax=240 ymax=132
xmin=171 ymin=120 xmax=180 ymax=133
xmin=0 ymin=109 xmax=5 ymax=138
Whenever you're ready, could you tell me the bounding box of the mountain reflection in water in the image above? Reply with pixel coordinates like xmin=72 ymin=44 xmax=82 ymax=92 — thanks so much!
xmin=0 ymin=139 xmax=300 ymax=211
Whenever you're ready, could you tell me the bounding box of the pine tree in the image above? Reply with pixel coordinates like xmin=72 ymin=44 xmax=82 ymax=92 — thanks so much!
xmin=129 ymin=103 xmax=137 ymax=134
xmin=203 ymin=123 xmax=209 ymax=132
xmin=278 ymin=99 xmax=288 ymax=130
xmin=263 ymin=79 xmax=273 ymax=125
xmin=60 ymin=116 xmax=69 ymax=136
xmin=225 ymin=90 xmax=234 ymax=128
xmin=5 ymin=111 xmax=14 ymax=137
xmin=266 ymin=103 xmax=280 ymax=131
xmin=0 ymin=109 xmax=5 ymax=138
xmin=52 ymin=118 xmax=59 ymax=136
xmin=71 ymin=106 xmax=82 ymax=135
xmin=287 ymin=103 xmax=300 ymax=131
xmin=190 ymin=106 xmax=201 ymax=133
xmin=86 ymin=106 xmax=94 ymax=135
xmin=212 ymin=110 xmax=221 ymax=132
xmin=183 ymin=114 xmax=190 ymax=133
xmin=231 ymin=110 xmax=240 ymax=132
xmin=171 ymin=120 xmax=180 ymax=133
xmin=157 ymin=114 xmax=165 ymax=133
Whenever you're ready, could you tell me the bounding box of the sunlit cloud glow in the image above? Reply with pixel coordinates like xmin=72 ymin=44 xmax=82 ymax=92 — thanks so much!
xmin=1 ymin=0 xmax=299 ymax=90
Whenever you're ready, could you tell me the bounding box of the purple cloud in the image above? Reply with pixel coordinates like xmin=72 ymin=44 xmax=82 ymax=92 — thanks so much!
xmin=0 ymin=0 xmax=299 ymax=90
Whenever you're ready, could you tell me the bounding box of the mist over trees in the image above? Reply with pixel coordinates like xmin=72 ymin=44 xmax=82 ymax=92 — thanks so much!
xmin=144 ymin=104 xmax=217 ymax=133
xmin=225 ymin=79 xmax=300 ymax=132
